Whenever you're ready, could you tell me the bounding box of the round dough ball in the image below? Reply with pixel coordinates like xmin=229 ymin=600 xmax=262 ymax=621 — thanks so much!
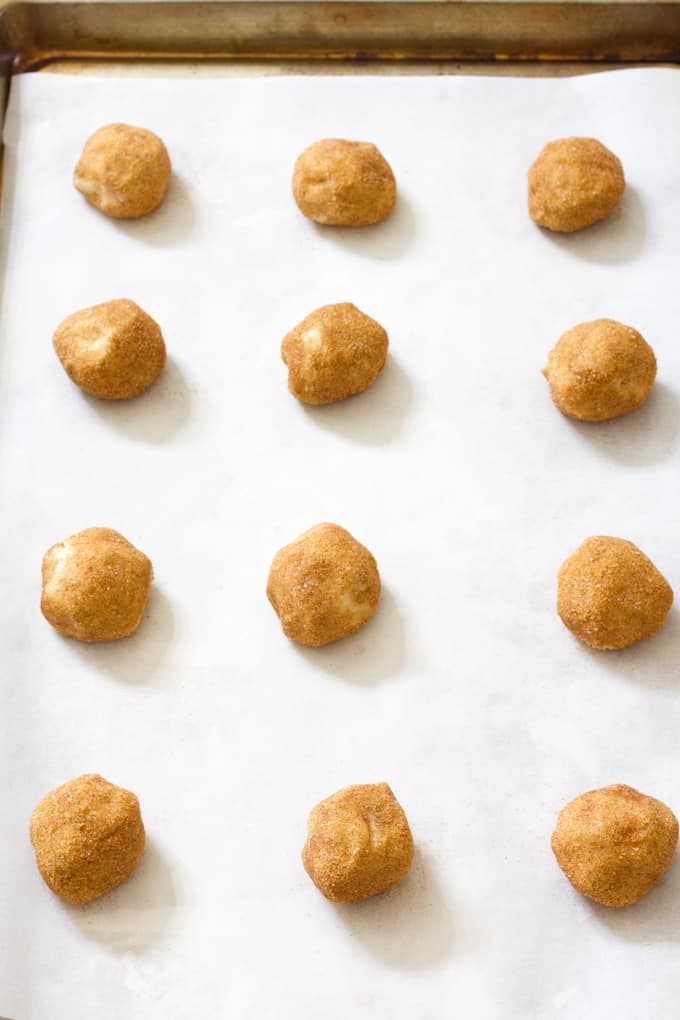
xmin=302 ymin=782 xmax=414 ymax=903
xmin=53 ymin=299 xmax=166 ymax=400
xmin=543 ymin=318 xmax=656 ymax=421
xmin=557 ymin=536 xmax=673 ymax=650
xmin=74 ymin=123 xmax=171 ymax=219
xmin=528 ymin=137 xmax=625 ymax=232
xmin=293 ymin=139 xmax=396 ymax=227
xmin=552 ymin=784 xmax=678 ymax=907
xmin=41 ymin=527 xmax=152 ymax=642
xmin=266 ymin=523 xmax=380 ymax=647
xmin=30 ymin=773 xmax=145 ymax=904
xmin=282 ymin=302 xmax=388 ymax=405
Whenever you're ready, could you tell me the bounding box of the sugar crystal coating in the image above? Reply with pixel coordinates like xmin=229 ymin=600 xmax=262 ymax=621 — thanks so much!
xmin=74 ymin=123 xmax=171 ymax=219
xmin=53 ymin=299 xmax=166 ymax=400
xmin=30 ymin=773 xmax=145 ymax=904
xmin=267 ymin=523 xmax=380 ymax=647
xmin=282 ymin=302 xmax=388 ymax=405
xmin=552 ymin=784 xmax=678 ymax=907
xmin=41 ymin=527 xmax=152 ymax=642
xmin=293 ymin=139 xmax=396 ymax=226
xmin=543 ymin=318 xmax=656 ymax=421
xmin=557 ymin=536 xmax=672 ymax=650
xmin=303 ymin=782 xmax=414 ymax=902
xmin=528 ymin=137 xmax=624 ymax=232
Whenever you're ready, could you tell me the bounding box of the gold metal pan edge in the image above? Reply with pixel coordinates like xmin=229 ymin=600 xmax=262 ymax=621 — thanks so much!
xmin=0 ymin=2 xmax=679 ymax=73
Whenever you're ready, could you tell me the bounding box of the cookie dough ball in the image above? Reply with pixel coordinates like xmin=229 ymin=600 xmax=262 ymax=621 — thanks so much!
xmin=552 ymin=784 xmax=678 ymax=907
xmin=543 ymin=318 xmax=656 ymax=421
xmin=74 ymin=123 xmax=171 ymax=219
xmin=282 ymin=303 xmax=388 ymax=405
xmin=293 ymin=139 xmax=396 ymax=227
xmin=528 ymin=137 xmax=625 ymax=232
xmin=53 ymin=299 xmax=166 ymax=400
xmin=267 ymin=523 xmax=380 ymax=647
xmin=30 ymin=773 xmax=145 ymax=904
xmin=302 ymin=782 xmax=414 ymax=903
xmin=41 ymin=527 xmax=152 ymax=642
xmin=557 ymin=536 xmax=673 ymax=650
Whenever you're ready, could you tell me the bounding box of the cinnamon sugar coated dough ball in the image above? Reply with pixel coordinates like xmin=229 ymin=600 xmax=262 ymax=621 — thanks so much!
xmin=293 ymin=139 xmax=396 ymax=226
xmin=552 ymin=784 xmax=678 ymax=907
xmin=282 ymin=303 xmax=388 ymax=405
xmin=528 ymin=137 xmax=625 ymax=232
xmin=30 ymin=774 xmax=145 ymax=904
xmin=53 ymin=299 xmax=166 ymax=399
xmin=302 ymin=783 xmax=414 ymax=903
xmin=74 ymin=123 xmax=171 ymax=218
xmin=543 ymin=319 xmax=656 ymax=421
xmin=41 ymin=528 xmax=152 ymax=642
xmin=557 ymin=536 xmax=673 ymax=650
xmin=266 ymin=523 xmax=380 ymax=647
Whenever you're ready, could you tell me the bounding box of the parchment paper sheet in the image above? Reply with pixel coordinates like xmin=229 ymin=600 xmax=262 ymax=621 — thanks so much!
xmin=2 ymin=68 xmax=680 ymax=1020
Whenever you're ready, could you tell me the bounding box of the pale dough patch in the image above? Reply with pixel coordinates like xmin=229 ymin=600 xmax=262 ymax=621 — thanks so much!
xmin=44 ymin=541 xmax=72 ymax=596
xmin=302 ymin=327 xmax=323 ymax=351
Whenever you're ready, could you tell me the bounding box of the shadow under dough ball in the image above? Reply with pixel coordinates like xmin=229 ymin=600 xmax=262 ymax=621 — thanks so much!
xmin=41 ymin=527 xmax=153 ymax=642
xmin=543 ymin=318 xmax=656 ymax=421
xmin=302 ymin=782 xmax=414 ymax=903
xmin=266 ymin=522 xmax=380 ymax=647
xmin=528 ymin=137 xmax=625 ymax=232
xmin=53 ymin=299 xmax=166 ymax=399
xmin=282 ymin=302 xmax=388 ymax=404
xmin=557 ymin=535 xmax=673 ymax=650
xmin=292 ymin=139 xmax=396 ymax=226
xmin=74 ymin=123 xmax=171 ymax=219
xmin=552 ymin=784 xmax=678 ymax=907
xmin=30 ymin=773 xmax=145 ymax=904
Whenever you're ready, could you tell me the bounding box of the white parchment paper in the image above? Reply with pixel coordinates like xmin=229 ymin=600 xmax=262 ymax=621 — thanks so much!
xmin=2 ymin=68 xmax=680 ymax=1020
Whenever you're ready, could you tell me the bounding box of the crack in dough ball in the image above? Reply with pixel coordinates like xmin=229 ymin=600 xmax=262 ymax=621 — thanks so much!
xmin=557 ymin=536 xmax=673 ymax=650
xmin=41 ymin=528 xmax=153 ymax=642
xmin=30 ymin=773 xmax=145 ymax=905
xmin=528 ymin=137 xmax=625 ymax=233
xmin=266 ymin=523 xmax=380 ymax=647
xmin=302 ymin=782 xmax=414 ymax=903
xmin=552 ymin=784 xmax=678 ymax=907
xmin=292 ymin=139 xmax=396 ymax=226
xmin=543 ymin=318 xmax=656 ymax=421
xmin=281 ymin=302 xmax=388 ymax=405
xmin=74 ymin=123 xmax=171 ymax=219
xmin=53 ymin=299 xmax=166 ymax=400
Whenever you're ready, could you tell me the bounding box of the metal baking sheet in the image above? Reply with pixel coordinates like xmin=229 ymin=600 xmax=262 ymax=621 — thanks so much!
xmin=2 ymin=1 xmax=680 ymax=73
